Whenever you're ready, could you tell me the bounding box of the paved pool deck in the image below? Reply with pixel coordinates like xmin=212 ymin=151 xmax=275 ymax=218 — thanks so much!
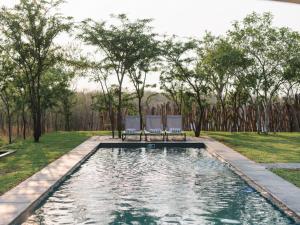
xmin=0 ymin=135 xmax=299 ymax=224
xmin=260 ymin=163 xmax=300 ymax=169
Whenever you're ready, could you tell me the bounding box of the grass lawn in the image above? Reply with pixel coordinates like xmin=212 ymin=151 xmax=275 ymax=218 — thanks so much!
xmin=192 ymin=131 xmax=300 ymax=188
xmin=0 ymin=131 xmax=110 ymax=195
xmin=199 ymin=132 xmax=300 ymax=163
xmin=272 ymin=169 xmax=300 ymax=188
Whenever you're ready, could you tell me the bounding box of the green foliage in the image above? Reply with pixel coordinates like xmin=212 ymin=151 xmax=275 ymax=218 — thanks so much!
xmin=41 ymin=67 xmax=76 ymax=131
xmin=1 ymin=4 xmax=300 ymax=141
xmin=161 ymin=37 xmax=210 ymax=136
xmin=79 ymin=14 xmax=156 ymax=136
xmin=283 ymin=54 xmax=300 ymax=83
xmin=0 ymin=0 xmax=73 ymax=142
xmin=0 ymin=44 xmax=19 ymax=143
xmin=92 ymin=89 xmax=137 ymax=115
xmin=161 ymin=12 xmax=300 ymax=136
xmin=79 ymin=14 xmax=162 ymax=133
xmin=202 ymin=34 xmax=251 ymax=105
xmin=229 ymin=12 xmax=300 ymax=132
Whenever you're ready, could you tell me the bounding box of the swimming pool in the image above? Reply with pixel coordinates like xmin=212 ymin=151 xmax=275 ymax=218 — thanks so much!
xmin=23 ymin=148 xmax=297 ymax=224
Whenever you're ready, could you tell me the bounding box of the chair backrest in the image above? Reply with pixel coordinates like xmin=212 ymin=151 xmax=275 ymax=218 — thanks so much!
xmin=125 ymin=116 xmax=140 ymax=130
xmin=145 ymin=115 xmax=163 ymax=131
xmin=166 ymin=115 xmax=182 ymax=131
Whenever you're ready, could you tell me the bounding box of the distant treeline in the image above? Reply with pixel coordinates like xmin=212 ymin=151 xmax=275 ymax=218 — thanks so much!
xmin=0 ymin=91 xmax=299 ymax=141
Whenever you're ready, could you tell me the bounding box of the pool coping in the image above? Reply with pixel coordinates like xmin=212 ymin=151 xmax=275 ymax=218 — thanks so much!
xmin=0 ymin=136 xmax=299 ymax=224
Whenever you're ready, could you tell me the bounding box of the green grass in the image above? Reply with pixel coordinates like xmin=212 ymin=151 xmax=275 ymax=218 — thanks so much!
xmin=0 ymin=131 xmax=110 ymax=195
xmin=188 ymin=131 xmax=300 ymax=187
xmin=197 ymin=132 xmax=300 ymax=163
xmin=272 ymin=169 xmax=300 ymax=188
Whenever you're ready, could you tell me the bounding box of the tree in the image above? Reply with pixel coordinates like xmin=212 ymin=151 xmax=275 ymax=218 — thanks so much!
xmin=281 ymin=48 xmax=300 ymax=131
xmin=227 ymin=77 xmax=252 ymax=132
xmin=229 ymin=12 xmax=300 ymax=133
xmin=162 ymin=38 xmax=210 ymax=137
xmin=40 ymin=67 xmax=75 ymax=132
xmin=91 ymin=77 xmax=137 ymax=138
xmin=0 ymin=50 xmax=17 ymax=143
xmin=79 ymin=14 xmax=148 ymax=138
xmin=202 ymin=34 xmax=251 ymax=130
xmin=127 ymin=22 xmax=160 ymax=130
xmin=0 ymin=0 xmax=72 ymax=142
xmin=160 ymin=70 xmax=185 ymax=114
xmin=91 ymin=67 xmax=117 ymax=138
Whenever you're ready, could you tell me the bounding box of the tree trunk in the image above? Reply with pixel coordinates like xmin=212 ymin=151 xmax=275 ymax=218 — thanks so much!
xmin=22 ymin=105 xmax=26 ymax=140
xmin=109 ymin=107 xmax=115 ymax=139
xmin=30 ymin=79 xmax=42 ymax=142
xmin=138 ymin=97 xmax=143 ymax=130
xmin=0 ymin=93 xmax=12 ymax=144
xmin=263 ymin=102 xmax=270 ymax=133
xmin=286 ymin=102 xmax=300 ymax=132
xmin=90 ymin=111 xmax=94 ymax=130
xmin=193 ymin=116 xmax=202 ymax=137
xmin=32 ymin=109 xmax=42 ymax=142
xmin=16 ymin=116 xmax=20 ymax=137
xmin=54 ymin=112 xmax=58 ymax=131
xmin=6 ymin=107 xmax=12 ymax=144
xmin=256 ymin=103 xmax=262 ymax=134
xmin=117 ymin=87 xmax=122 ymax=138
xmin=41 ymin=111 xmax=46 ymax=134
xmin=32 ymin=102 xmax=42 ymax=142
xmin=193 ymin=107 xmax=203 ymax=137
xmin=64 ymin=111 xmax=70 ymax=131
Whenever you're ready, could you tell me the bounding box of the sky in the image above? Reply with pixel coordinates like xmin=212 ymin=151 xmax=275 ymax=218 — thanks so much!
xmin=2 ymin=0 xmax=300 ymax=92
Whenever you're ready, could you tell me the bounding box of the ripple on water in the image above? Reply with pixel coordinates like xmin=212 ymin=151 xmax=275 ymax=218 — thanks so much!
xmin=24 ymin=148 xmax=297 ymax=225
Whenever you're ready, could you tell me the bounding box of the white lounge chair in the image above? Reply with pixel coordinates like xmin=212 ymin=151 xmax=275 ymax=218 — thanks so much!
xmin=145 ymin=115 xmax=165 ymax=141
xmin=165 ymin=115 xmax=186 ymax=141
xmin=122 ymin=116 xmax=143 ymax=141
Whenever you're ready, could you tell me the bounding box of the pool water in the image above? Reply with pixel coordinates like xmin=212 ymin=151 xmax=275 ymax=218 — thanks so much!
xmin=24 ymin=148 xmax=297 ymax=225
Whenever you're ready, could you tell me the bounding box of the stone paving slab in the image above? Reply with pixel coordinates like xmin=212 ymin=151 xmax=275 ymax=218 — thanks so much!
xmin=0 ymin=137 xmax=101 ymax=225
xmin=0 ymin=203 xmax=30 ymax=225
xmin=200 ymin=136 xmax=300 ymax=221
xmin=261 ymin=163 xmax=300 ymax=169
xmin=0 ymin=180 xmax=57 ymax=203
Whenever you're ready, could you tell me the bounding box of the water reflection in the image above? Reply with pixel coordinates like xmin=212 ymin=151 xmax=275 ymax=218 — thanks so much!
xmin=109 ymin=207 xmax=159 ymax=225
xmin=24 ymin=148 xmax=296 ymax=225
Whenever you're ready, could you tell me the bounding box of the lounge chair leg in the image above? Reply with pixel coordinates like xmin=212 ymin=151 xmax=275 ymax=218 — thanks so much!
xmin=140 ymin=133 xmax=142 ymax=141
